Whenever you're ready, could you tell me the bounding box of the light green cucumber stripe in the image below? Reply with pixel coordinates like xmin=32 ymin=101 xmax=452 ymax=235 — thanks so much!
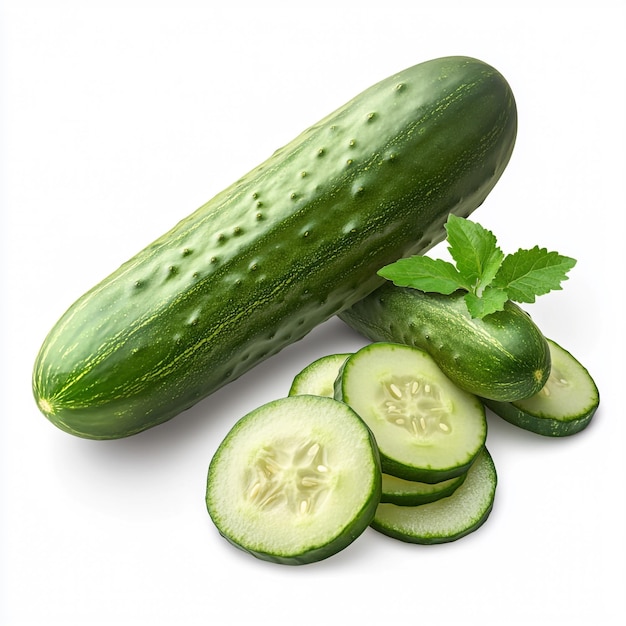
xmin=107 ymin=273 xmax=301 ymax=399
xmin=43 ymin=266 xmax=300 ymax=407
xmin=37 ymin=68 xmax=502 ymax=406
xmin=36 ymin=103 xmax=344 ymax=398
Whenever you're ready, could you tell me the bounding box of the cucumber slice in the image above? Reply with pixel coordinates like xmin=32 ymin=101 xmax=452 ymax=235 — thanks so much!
xmin=381 ymin=472 xmax=466 ymax=506
xmin=371 ymin=447 xmax=497 ymax=544
xmin=483 ymin=339 xmax=599 ymax=437
xmin=336 ymin=342 xmax=487 ymax=483
xmin=288 ymin=353 xmax=351 ymax=398
xmin=206 ymin=395 xmax=381 ymax=565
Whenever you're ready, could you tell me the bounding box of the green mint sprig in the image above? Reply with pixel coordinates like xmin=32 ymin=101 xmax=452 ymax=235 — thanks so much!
xmin=378 ymin=214 xmax=577 ymax=318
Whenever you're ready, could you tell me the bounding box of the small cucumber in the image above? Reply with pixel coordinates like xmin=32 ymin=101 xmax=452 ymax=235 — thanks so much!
xmin=371 ymin=447 xmax=497 ymax=544
xmin=33 ymin=56 xmax=517 ymax=439
xmin=335 ymin=342 xmax=487 ymax=483
xmin=483 ymin=339 xmax=599 ymax=436
xmin=288 ymin=353 xmax=351 ymax=398
xmin=205 ymin=395 xmax=381 ymax=565
xmin=340 ymin=285 xmax=550 ymax=402
xmin=381 ymin=472 xmax=466 ymax=506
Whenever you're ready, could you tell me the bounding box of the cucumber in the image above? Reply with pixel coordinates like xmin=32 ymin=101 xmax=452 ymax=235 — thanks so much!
xmin=381 ymin=472 xmax=466 ymax=506
xmin=371 ymin=447 xmax=497 ymax=544
xmin=288 ymin=353 xmax=351 ymax=397
xmin=482 ymin=339 xmax=599 ymax=436
xmin=205 ymin=395 xmax=381 ymax=565
xmin=335 ymin=342 xmax=487 ymax=483
xmin=33 ymin=56 xmax=517 ymax=439
xmin=340 ymin=285 xmax=550 ymax=402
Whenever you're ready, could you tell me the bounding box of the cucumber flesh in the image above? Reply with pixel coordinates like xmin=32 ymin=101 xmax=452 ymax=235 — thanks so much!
xmin=288 ymin=353 xmax=351 ymax=398
xmin=335 ymin=342 xmax=487 ymax=483
xmin=381 ymin=472 xmax=466 ymax=506
xmin=483 ymin=339 xmax=599 ymax=436
xmin=371 ymin=447 xmax=497 ymax=544
xmin=206 ymin=395 xmax=381 ymax=565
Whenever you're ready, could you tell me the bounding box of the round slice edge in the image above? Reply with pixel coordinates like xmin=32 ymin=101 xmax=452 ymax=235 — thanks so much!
xmin=206 ymin=394 xmax=381 ymax=565
xmin=371 ymin=447 xmax=497 ymax=544
xmin=336 ymin=342 xmax=487 ymax=483
xmin=483 ymin=339 xmax=599 ymax=436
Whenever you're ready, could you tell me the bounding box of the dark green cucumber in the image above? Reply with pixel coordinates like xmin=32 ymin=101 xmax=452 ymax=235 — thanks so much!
xmin=340 ymin=286 xmax=550 ymax=402
xmin=33 ymin=56 xmax=517 ymax=439
xmin=483 ymin=339 xmax=599 ymax=436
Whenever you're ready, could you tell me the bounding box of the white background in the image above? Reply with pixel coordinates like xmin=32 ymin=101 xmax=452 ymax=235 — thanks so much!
xmin=2 ymin=1 xmax=625 ymax=624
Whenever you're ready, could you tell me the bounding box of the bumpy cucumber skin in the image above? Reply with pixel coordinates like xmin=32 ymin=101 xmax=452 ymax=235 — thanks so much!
xmin=33 ymin=56 xmax=517 ymax=439
xmin=340 ymin=286 xmax=550 ymax=402
xmin=482 ymin=340 xmax=599 ymax=436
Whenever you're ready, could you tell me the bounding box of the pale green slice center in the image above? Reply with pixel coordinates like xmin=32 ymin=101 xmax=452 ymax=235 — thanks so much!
xmin=245 ymin=439 xmax=332 ymax=516
xmin=379 ymin=376 xmax=452 ymax=441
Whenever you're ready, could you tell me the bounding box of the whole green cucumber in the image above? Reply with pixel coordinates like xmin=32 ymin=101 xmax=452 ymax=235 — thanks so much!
xmin=340 ymin=286 xmax=550 ymax=401
xmin=33 ymin=56 xmax=517 ymax=439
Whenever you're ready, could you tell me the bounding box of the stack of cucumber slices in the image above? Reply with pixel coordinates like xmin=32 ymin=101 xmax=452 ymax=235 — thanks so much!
xmin=206 ymin=334 xmax=598 ymax=566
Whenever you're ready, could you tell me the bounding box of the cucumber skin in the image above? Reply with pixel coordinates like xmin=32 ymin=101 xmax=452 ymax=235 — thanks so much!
xmin=340 ymin=286 xmax=550 ymax=402
xmin=371 ymin=447 xmax=497 ymax=545
xmin=483 ymin=396 xmax=596 ymax=437
xmin=380 ymin=472 xmax=467 ymax=506
xmin=33 ymin=56 xmax=517 ymax=439
xmin=482 ymin=340 xmax=599 ymax=437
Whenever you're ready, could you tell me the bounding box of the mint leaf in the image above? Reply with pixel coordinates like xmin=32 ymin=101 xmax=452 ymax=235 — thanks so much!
xmin=445 ymin=214 xmax=504 ymax=293
xmin=464 ymin=286 xmax=509 ymax=318
xmin=492 ymin=246 xmax=577 ymax=303
xmin=377 ymin=216 xmax=577 ymax=319
xmin=377 ymin=256 xmax=468 ymax=294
